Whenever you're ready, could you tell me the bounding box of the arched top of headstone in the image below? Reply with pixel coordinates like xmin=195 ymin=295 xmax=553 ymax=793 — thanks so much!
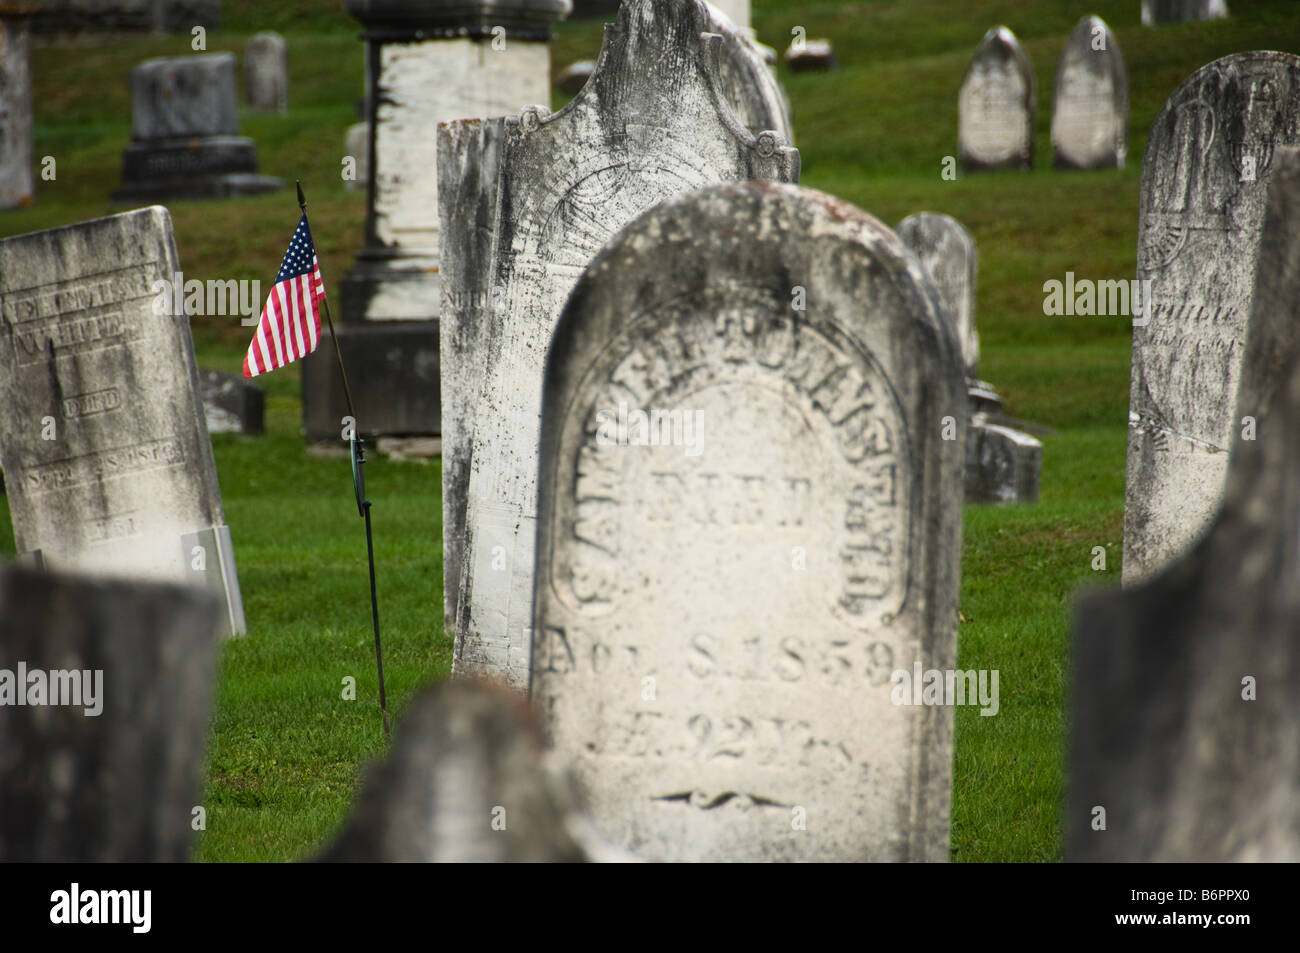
xmin=1140 ymin=51 xmax=1300 ymax=230
xmin=541 ymin=0 xmax=795 ymax=149
xmin=346 ymin=0 xmax=572 ymax=40
xmin=964 ymin=25 xmax=1034 ymax=85
xmin=896 ymin=211 xmax=979 ymax=375
xmin=247 ymin=30 xmax=285 ymax=48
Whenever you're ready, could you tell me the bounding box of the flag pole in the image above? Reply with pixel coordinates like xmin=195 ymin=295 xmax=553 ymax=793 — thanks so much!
xmin=297 ymin=180 xmax=390 ymax=737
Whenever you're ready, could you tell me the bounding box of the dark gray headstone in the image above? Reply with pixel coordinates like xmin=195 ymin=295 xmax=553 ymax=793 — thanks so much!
xmin=531 ymin=182 xmax=966 ymax=861
xmin=0 ymin=207 xmax=246 ymax=636
xmin=0 ymin=564 xmax=222 ymax=862
xmin=318 ymin=679 xmax=593 ymax=862
xmin=439 ymin=0 xmax=799 ymax=688
xmin=245 ymin=31 xmax=287 ymax=114
xmin=959 ymin=26 xmax=1035 ymax=172
xmin=1071 ymin=148 xmax=1300 ymax=862
xmin=1124 ymin=52 xmax=1300 ymax=583
xmin=1141 ymin=0 xmax=1229 ymax=26
xmin=1052 ymin=15 xmax=1128 ymax=170
xmin=0 ymin=7 xmax=34 ymax=210
xmin=199 ymin=369 xmax=264 ymax=436
xmin=113 ymin=54 xmax=281 ymax=203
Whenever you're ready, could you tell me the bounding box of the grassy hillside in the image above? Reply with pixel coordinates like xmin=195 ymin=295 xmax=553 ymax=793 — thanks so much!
xmin=3 ymin=0 xmax=1298 ymax=861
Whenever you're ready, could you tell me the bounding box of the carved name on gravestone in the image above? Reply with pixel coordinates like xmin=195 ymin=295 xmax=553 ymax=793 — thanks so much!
xmin=1052 ymin=16 xmax=1128 ymax=170
xmin=438 ymin=0 xmax=799 ymax=685
xmin=319 ymin=679 xmax=599 ymax=862
xmin=1124 ymin=52 xmax=1300 ymax=584
xmin=959 ymin=26 xmax=1035 ymax=172
xmin=1141 ymin=0 xmax=1228 ymax=26
xmin=1071 ymin=148 xmax=1300 ymax=862
xmin=113 ymin=53 xmax=281 ymax=202
xmin=245 ymin=31 xmax=287 ymax=114
xmin=0 ymin=207 xmax=246 ymax=636
xmin=0 ymin=564 xmax=222 ymax=861
xmin=532 ymin=182 xmax=966 ymax=861
xmin=0 ymin=6 xmax=35 ymax=210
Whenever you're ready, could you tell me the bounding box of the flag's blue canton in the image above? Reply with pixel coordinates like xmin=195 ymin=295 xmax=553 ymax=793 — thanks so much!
xmin=276 ymin=215 xmax=317 ymax=282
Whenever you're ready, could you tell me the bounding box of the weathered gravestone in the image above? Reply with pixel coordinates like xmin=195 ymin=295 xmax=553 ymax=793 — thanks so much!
xmin=0 ymin=564 xmax=222 ymax=861
xmin=531 ymin=182 xmax=966 ymax=861
xmin=245 ymin=31 xmax=287 ymax=114
xmin=301 ymin=0 xmax=570 ymax=446
xmin=1124 ymin=52 xmax=1300 ymax=584
xmin=112 ymin=53 xmax=282 ymax=202
xmin=0 ymin=207 xmax=246 ymax=636
xmin=319 ymin=679 xmax=606 ymax=862
xmin=0 ymin=4 xmax=35 ymax=210
xmin=1141 ymin=0 xmax=1229 ymax=26
xmin=199 ymin=368 xmax=264 ymax=436
xmin=1052 ymin=15 xmax=1128 ymax=170
xmin=896 ymin=213 xmax=978 ymax=376
xmin=439 ymin=0 xmax=799 ymax=687
xmin=1071 ymin=147 xmax=1300 ymax=862
xmin=959 ymin=26 xmax=1035 ymax=173
xmin=896 ymin=212 xmax=1041 ymax=504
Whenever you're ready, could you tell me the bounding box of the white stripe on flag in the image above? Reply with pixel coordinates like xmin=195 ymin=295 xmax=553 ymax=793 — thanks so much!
xmin=269 ymin=283 xmax=289 ymax=367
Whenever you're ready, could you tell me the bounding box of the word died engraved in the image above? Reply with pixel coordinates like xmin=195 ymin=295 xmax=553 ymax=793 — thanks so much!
xmin=62 ymin=388 xmax=123 ymax=419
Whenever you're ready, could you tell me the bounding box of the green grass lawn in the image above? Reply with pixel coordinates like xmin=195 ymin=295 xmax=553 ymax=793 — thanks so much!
xmin=2 ymin=0 xmax=1297 ymax=862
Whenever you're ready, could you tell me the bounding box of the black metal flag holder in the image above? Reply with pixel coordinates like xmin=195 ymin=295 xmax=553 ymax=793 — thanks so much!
xmin=298 ymin=181 xmax=390 ymax=737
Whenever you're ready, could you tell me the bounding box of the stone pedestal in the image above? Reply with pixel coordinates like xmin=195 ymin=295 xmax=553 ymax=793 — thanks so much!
xmin=0 ymin=4 xmax=36 ymax=210
xmin=303 ymin=0 xmax=570 ymax=442
xmin=112 ymin=53 xmax=281 ymax=202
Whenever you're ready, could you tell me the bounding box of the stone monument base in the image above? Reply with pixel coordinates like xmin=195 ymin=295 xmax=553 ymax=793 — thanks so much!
xmin=300 ymin=321 xmax=441 ymax=442
xmin=113 ymin=135 xmax=281 ymax=202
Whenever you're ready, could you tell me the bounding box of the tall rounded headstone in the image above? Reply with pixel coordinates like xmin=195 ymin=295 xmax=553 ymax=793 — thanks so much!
xmin=245 ymin=31 xmax=287 ymax=114
xmin=896 ymin=212 xmax=978 ymax=376
xmin=531 ymin=182 xmax=966 ymax=861
xmin=1052 ymin=15 xmax=1128 ymax=170
xmin=0 ymin=4 xmax=35 ymax=210
xmin=959 ymin=26 xmax=1035 ymax=173
xmin=1124 ymin=52 xmax=1300 ymax=583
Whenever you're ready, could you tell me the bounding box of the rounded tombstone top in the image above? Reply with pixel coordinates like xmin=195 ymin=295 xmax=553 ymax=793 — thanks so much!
xmin=346 ymin=0 xmax=572 ymax=41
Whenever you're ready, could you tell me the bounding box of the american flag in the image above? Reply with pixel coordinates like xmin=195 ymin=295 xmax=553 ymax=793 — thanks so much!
xmin=243 ymin=214 xmax=324 ymax=378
